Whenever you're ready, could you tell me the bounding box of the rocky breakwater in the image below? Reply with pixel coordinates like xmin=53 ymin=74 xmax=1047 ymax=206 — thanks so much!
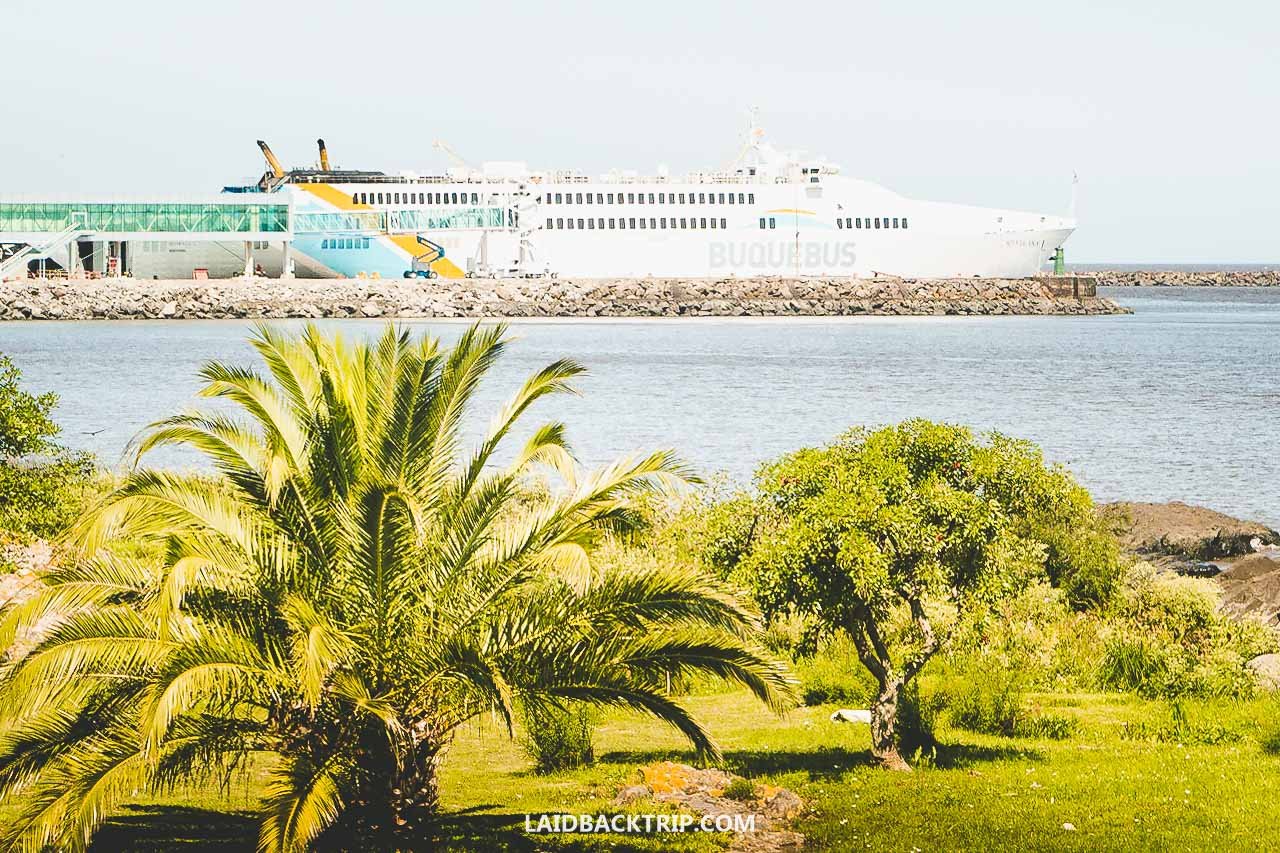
xmin=0 ymin=275 xmax=1128 ymax=321
xmin=1094 ymin=269 xmax=1280 ymax=287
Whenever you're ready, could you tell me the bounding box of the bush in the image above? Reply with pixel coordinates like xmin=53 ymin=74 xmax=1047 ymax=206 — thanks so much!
xmin=721 ymin=778 xmax=756 ymax=801
xmin=898 ymin=682 xmax=943 ymax=756
xmin=949 ymin=670 xmax=1025 ymax=737
xmin=0 ymin=353 xmax=97 ymax=540
xmin=519 ymin=702 xmax=595 ymax=774
xmin=1013 ymin=712 xmax=1079 ymax=740
xmin=1119 ymin=700 xmax=1243 ymax=745
xmin=1098 ymin=635 xmax=1173 ymax=696
xmin=794 ymin=635 xmax=877 ymax=707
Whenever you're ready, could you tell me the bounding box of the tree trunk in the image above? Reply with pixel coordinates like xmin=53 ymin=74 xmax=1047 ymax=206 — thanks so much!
xmin=870 ymin=675 xmax=911 ymax=771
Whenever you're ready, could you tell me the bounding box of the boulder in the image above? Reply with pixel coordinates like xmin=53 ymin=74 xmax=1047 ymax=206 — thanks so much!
xmin=1247 ymin=653 xmax=1280 ymax=690
xmin=1100 ymin=501 xmax=1279 ymax=560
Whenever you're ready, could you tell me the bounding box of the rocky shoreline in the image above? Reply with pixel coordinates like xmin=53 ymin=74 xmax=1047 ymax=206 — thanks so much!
xmin=0 ymin=275 xmax=1127 ymax=321
xmin=1091 ymin=269 xmax=1280 ymax=287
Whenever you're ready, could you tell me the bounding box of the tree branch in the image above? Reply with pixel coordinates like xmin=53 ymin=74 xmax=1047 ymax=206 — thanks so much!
xmin=902 ymin=596 xmax=941 ymax=681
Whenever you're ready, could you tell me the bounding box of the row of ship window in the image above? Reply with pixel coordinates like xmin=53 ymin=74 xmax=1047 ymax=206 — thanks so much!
xmin=838 ymin=217 xmax=908 ymax=230
xmin=546 ymin=217 xmax=730 ymax=231
xmin=321 ymin=238 xmax=372 ymax=250
xmin=355 ymin=191 xmax=480 ymax=206
xmin=547 ymin=191 xmax=755 ymax=206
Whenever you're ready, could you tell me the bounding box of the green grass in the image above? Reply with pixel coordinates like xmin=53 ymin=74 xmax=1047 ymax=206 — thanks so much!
xmin=38 ymin=690 xmax=1280 ymax=851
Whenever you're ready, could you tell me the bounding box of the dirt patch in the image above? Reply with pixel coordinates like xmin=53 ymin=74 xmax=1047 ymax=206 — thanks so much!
xmin=1100 ymin=501 xmax=1279 ymax=560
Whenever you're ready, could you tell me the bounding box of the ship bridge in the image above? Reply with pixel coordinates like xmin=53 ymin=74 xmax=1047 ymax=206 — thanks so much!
xmin=0 ymin=195 xmax=507 ymax=279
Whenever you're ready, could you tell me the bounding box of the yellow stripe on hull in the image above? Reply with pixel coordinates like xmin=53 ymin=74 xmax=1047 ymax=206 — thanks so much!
xmin=296 ymin=184 xmax=465 ymax=278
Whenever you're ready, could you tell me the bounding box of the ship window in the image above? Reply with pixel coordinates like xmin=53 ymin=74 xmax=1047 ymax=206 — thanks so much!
xmin=608 ymin=218 xmax=615 ymax=228
xmin=768 ymin=217 xmax=776 ymax=229
xmin=629 ymin=217 xmax=636 ymax=228
xmin=588 ymin=218 xmax=594 ymax=229
xmin=676 ymin=193 xmax=683 ymax=203
xmin=321 ymin=239 xmax=329 ymax=249
xmin=728 ymin=193 xmax=735 ymax=204
xmin=837 ymin=219 xmax=843 ymax=229
xmin=710 ymin=218 xmax=717 ymax=229
xmin=575 ymin=193 xmax=583 ymax=203
xmin=597 ymin=218 xmax=604 ymax=229
xmin=893 ymin=217 xmax=900 ymax=229
xmin=639 ymin=218 xmax=646 ymax=229
xmin=679 ymin=217 xmax=686 ymax=228
xmin=585 ymin=193 xmax=593 ymax=204
xmin=556 ymin=217 xmax=564 ymax=228
xmin=738 ymin=193 xmax=745 ymax=203
xmin=566 ymin=218 xmax=574 ymax=229
xmin=700 ymin=217 xmax=707 ymax=228
xmin=607 ymin=193 xmax=614 ymax=203
xmin=749 ymin=193 xmax=755 ymax=204
xmin=554 ymin=193 xmax=561 ymax=203
xmin=363 ymin=238 xmax=370 ymax=248
xmin=377 ymin=193 xmax=384 ymax=204
xmin=708 ymin=193 xmax=716 ymax=205
xmin=648 ymin=193 xmax=655 ymax=203
xmin=875 ymin=218 xmax=881 ymax=228
xmin=618 ymin=218 xmax=626 ymax=229
xmin=902 ymin=218 xmax=909 ymax=229
xmin=759 ymin=217 xmax=766 ymax=229
xmin=627 ymin=193 xmax=635 ymax=203
xmin=577 ymin=218 xmax=584 ymax=229
xmin=721 ymin=218 xmax=727 ymax=229
xmin=697 ymin=193 xmax=705 ymax=203
xmin=646 ymin=217 xmax=653 ymax=229
xmin=546 ymin=218 xmax=553 ymax=229
xmin=719 ymin=193 xmax=725 ymax=203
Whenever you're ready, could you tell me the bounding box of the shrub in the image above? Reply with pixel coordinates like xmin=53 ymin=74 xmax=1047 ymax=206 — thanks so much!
xmin=898 ymin=682 xmax=943 ymax=757
xmin=949 ymin=670 xmax=1025 ymax=737
xmin=1098 ymin=635 xmax=1174 ymax=696
xmin=795 ymin=636 xmax=878 ymax=707
xmin=721 ymin=778 xmax=756 ymax=801
xmin=1119 ymin=700 xmax=1243 ymax=745
xmin=0 ymin=354 xmax=97 ymax=539
xmin=520 ymin=702 xmax=596 ymax=774
xmin=1013 ymin=712 xmax=1079 ymax=740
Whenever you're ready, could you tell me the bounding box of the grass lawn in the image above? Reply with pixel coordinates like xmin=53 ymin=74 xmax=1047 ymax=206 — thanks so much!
xmin=62 ymin=690 xmax=1280 ymax=851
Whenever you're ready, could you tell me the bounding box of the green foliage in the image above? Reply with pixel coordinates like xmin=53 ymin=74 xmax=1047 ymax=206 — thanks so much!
xmin=1013 ymin=711 xmax=1079 ymax=740
xmin=794 ymin=635 xmax=878 ymax=706
xmin=519 ymin=702 xmax=596 ymax=774
xmin=0 ymin=354 xmax=59 ymax=458
xmin=0 ymin=324 xmax=793 ymax=852
xmin=1101 ymin=565 xmax=1275 ymax=699
xmin=949 ymin=670 xmax=1026 ymax=737
xmin=720 ymin=777 xmax=756 ymax=802
xmin=0 ymin=354 xmax=97 ymax=539
xmin=897 ymin=681 xmax=943 ymax=756
xmin=1119 ymin=699 xmax=1243 ymax=745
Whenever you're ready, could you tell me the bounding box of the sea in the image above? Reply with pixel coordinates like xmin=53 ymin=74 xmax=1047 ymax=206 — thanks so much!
xmin=0 ymin=286 xmax=1276 ymax=525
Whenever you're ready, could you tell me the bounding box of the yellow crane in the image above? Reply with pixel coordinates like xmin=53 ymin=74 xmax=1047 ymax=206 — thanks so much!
xmin=256 ymin=140 xmax=286 ymax=179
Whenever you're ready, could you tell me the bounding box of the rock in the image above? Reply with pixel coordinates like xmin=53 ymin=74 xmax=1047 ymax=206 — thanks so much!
xmin=1247 ymin=654 xmax=1280 ymax=690
xmin=830 ymin=708 xmax=872 ymax=723
xmin=1101 ymin=501 xmax=1280 ymax=561
xmin=612 ymin=784 xmax=651 ymax=805
xmin=160 ymin=301 xmax=177 ymax=318
xmin=1217 ymin=555 xmax=1280 ymax=625
xmin=761 ymin=788 xmax=803 ymax=820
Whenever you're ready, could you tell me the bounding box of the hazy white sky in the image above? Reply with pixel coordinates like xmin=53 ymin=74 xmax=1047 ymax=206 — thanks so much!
xmin=3 ymin=0 xmax=1276 ymax=262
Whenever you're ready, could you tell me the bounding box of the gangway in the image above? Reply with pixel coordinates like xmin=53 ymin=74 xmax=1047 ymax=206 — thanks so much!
xmin=0 ymin=222 xmax=84 ymax=279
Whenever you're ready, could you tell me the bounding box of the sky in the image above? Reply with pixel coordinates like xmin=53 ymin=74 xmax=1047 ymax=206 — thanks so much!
xmin=3 ymin=0 xmax=1277 ymax=263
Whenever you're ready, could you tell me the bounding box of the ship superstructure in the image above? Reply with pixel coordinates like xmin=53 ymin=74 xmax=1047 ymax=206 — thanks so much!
xmin=127 ymin=117 xmax=1076 ymax=281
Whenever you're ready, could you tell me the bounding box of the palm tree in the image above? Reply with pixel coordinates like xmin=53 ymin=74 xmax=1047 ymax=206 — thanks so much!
xmin=0 ymin=323 xmax=792 ymax=852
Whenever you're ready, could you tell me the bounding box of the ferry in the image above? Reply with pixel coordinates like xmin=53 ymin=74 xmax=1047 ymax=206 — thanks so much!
xmin=131 ymin=115 xmax=1077 ymax=281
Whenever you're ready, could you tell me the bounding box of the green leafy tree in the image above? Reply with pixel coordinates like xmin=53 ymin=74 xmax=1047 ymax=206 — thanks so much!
xmin=727 ymin=420 xmax=1118 ymax=769
xmin=0 ymin=324 xmax=791 ymax=851
xmin=0 ymin=354 xmax=94 ymax=539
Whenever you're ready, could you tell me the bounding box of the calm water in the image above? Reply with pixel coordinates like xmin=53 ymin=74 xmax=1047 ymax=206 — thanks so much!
xmin=0 ymin=287 xmax=1276 ymax=525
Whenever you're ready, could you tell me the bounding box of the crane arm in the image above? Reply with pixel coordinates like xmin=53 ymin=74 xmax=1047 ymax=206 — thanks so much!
xmin=257 ymin=140 xmax=286 ymax=179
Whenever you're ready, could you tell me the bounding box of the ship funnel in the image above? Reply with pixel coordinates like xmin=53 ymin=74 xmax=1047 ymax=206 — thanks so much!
xmin=317 ymin=139 xmax=331 ymax=171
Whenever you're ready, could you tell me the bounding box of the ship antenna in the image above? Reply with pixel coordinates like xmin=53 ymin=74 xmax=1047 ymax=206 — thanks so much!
xmin=725 ymin=106 xmax=762 ymax=171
